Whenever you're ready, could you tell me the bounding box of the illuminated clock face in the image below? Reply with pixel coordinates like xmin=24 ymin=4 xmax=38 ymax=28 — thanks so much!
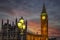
xmin=42 ymin=16 xmax=46 ymax=20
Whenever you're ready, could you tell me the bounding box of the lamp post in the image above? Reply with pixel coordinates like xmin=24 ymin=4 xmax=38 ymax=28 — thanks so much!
xmin=17 ymin=17 xmax=26 ymax=40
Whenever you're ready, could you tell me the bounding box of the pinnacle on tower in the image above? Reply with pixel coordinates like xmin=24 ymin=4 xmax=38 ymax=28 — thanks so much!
xmin=7 ymin=19 xmax=9 ymax=24
xmin=25 ymin=20 xmax=27 ymax=28
xmin=15 ymin=18 xmax=17 ymax=25
xmin=2 ymin=19 xmax=3 ymax=26
xmin=12 ymin=21 xmax=14 ymax=26
xmin=42 ymin=3 xmax=46 ymax=13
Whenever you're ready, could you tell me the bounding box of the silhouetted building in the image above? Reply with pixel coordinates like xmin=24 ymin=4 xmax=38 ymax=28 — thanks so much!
xmin=1 ymin=17 xmax=27 ymax=40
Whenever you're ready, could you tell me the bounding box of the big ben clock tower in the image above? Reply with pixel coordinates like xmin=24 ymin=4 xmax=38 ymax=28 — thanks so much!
xmin=41 ymin=3 xmax=48 ymax=40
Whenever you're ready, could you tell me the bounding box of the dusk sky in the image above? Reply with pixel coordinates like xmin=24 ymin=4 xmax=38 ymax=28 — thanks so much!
xmin=0 ymin=0 xmax=60 ymax=37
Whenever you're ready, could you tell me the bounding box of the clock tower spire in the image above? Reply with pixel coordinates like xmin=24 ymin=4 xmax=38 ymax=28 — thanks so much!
xmin=42 ymin=3 xmax=46 ymax=13
xmin=41 ymin=3 xmax=48 ymax=40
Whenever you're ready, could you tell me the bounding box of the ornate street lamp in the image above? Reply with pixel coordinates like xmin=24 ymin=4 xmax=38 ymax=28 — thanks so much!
xmin=17 ymin=17 xmax=26 ymax=35
xmin=17 ymin=17 xmax=26 ymax=40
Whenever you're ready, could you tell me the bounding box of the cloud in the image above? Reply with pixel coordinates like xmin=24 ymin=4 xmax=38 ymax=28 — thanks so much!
xmin=0 ymin=7 xmax=14 ymax=15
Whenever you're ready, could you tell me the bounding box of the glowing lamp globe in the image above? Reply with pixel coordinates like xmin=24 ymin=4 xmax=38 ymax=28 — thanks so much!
xmin=22 ymin=24 xmax=26 ymax=30
xmin=19 ymin=19 xmax=24 ymax=23
xmin=42 ymin=16 xmax=46 ymax=20
xmin=17 ymin=22 xmax=22 ymax=29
